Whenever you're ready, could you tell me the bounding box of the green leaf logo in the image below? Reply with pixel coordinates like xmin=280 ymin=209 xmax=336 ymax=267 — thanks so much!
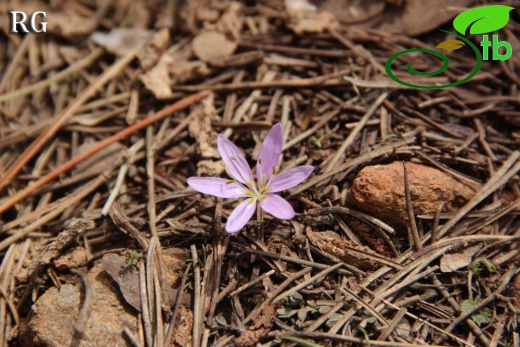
xmin=453 ymin=5 xmax=514 ymax=35
xmin=437 ymin=39 xmax=465 ymax=51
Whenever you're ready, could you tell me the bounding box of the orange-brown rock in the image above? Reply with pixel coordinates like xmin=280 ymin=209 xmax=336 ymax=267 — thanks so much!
xmin=347 ymin=162 xmax=477 ymax=228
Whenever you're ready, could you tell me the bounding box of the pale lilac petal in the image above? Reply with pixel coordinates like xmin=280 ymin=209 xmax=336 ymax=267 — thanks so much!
xmin=259 ymin=193 xmax=295 ymax=220
xmin=187 ymin=177 xmax=249 ymax=198
xmin=268 ymin=165 xmax=314 ymax=193
xmin=257 ymin=123 xmax=283 ymax=185
xmin=217 ymin=135 xmax=254 ymax=186
xmin=226 ymin=198 xmax=256 ymax=233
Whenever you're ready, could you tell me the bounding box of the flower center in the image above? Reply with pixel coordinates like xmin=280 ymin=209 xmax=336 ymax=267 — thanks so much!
xmin=247 ymin=180 xmax=269 ymax=201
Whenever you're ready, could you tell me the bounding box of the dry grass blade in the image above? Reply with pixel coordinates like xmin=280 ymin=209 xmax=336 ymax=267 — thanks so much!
xmin=325 ymin=92 xmax=388 ymax=172
xmin=101 ymin=140 xmax=144 ymax=215
xmin=0 ymin=172 xmax=111 ymax=251
xmin=191 ymin=244 xmax=202 ymax=347
xmin=164 ymin=263 xmax=191 ymax=347
xmin=403 ymin=162 xmax=422 ymax=251
xmin=0 ymin=49 xmax=103 ymax=103
xmin=138 ymin=261 xmax=153 ymax=347
xmin=0 ymin=47 xmax=138 ymax=192
xmin=229 ymin=270 xmax=275 ymax=297
xmin=377 ymin=307 xmax=407 ymax=341
xmin=339 ymin=286 xmax=387 ymax=325
xmin=284 ymin=331 xmax=449 ymax=347
xmin=0 ymin=91 xmax=208 ymax=214
xmin=171 ymin=70 xmax=353 ymax=92
xmin=272 ymin=263 xmax=343 ymax=304
xmin=437 ymin=151 xmax=520 ymax=238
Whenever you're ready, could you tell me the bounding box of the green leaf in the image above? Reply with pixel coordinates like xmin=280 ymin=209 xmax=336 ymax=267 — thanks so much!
xmin=453 ymin=5 xmax=514 ymax=35
xmin=460 ymin=299 xmax=475 ymax=313
xmin=297 ymin=307 xmax=314 ymax=322
xmin=277 ymin=307 xmax=298 ymax=319
xmin=437 ymin=39 xmax=465 ymax=51
xmin=286 ymin=292 xmax=303 ymax=306
xmin=471 ymin=307 xmax=492 ymax=326
xmin=461 ymin=297 xmax=492 ymax=326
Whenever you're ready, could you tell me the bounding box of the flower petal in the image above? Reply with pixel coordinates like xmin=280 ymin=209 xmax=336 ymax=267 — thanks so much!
xmin=187 ymin=177 xmax=249 ymax=198
xmin=217 ymin=135 xmax=254 ymax=186
xmin=260 ymin=193 xmax=295 ymax=220
xmin=269 ymin=165 xmax=314 ymax=193
xmin=257 ymin=123 xmax=283 ymax=186
xmin=226 ymin=198 xmax=256 ymax=233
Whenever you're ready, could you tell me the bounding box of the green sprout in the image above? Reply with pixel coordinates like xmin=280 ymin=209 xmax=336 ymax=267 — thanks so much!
xmin=471 ymin=258 xmax=496 ymax=275
xmin=125 ymin=249 xmax=141 ymax=266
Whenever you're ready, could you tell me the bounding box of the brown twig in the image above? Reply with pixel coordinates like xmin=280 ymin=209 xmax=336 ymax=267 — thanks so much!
xmin=171 ymin=70 xmax=353 ymax=92
xmin=138 ymin=261 xmax=153 ymax=347
xmin=191 ymin=244 xmax=202 ymax=347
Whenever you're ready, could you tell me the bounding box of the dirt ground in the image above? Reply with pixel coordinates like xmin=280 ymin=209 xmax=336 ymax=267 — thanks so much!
xmin=0 ymin=0 xmax=519 ymax=346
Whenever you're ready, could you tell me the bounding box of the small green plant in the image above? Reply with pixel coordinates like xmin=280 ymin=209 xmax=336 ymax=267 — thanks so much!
xmin=277 ymin=293 xmax=338 ymax=324
xmin=471 ymin=257 xmax=496 ymax=275
xmin=125 ymin=249 xmax=141 ymax=266
xmin=460 ymin=296 xmax=492 ymax=326
xmin=309 ymin=136 xmax=322 ymax=149
xmin=277 ymin=292 xmax=305 ymax=319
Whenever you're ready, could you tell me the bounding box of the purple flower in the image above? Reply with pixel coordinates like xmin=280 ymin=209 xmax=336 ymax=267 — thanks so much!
xmin=187 ymin=123 xmax=314 ymax=234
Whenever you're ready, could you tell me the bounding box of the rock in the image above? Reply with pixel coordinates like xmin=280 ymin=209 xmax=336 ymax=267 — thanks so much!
xmin=15 ymin=265 xmax=137 ymax=347
xmin=346 ymin=162 xmax=477 ymax=228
